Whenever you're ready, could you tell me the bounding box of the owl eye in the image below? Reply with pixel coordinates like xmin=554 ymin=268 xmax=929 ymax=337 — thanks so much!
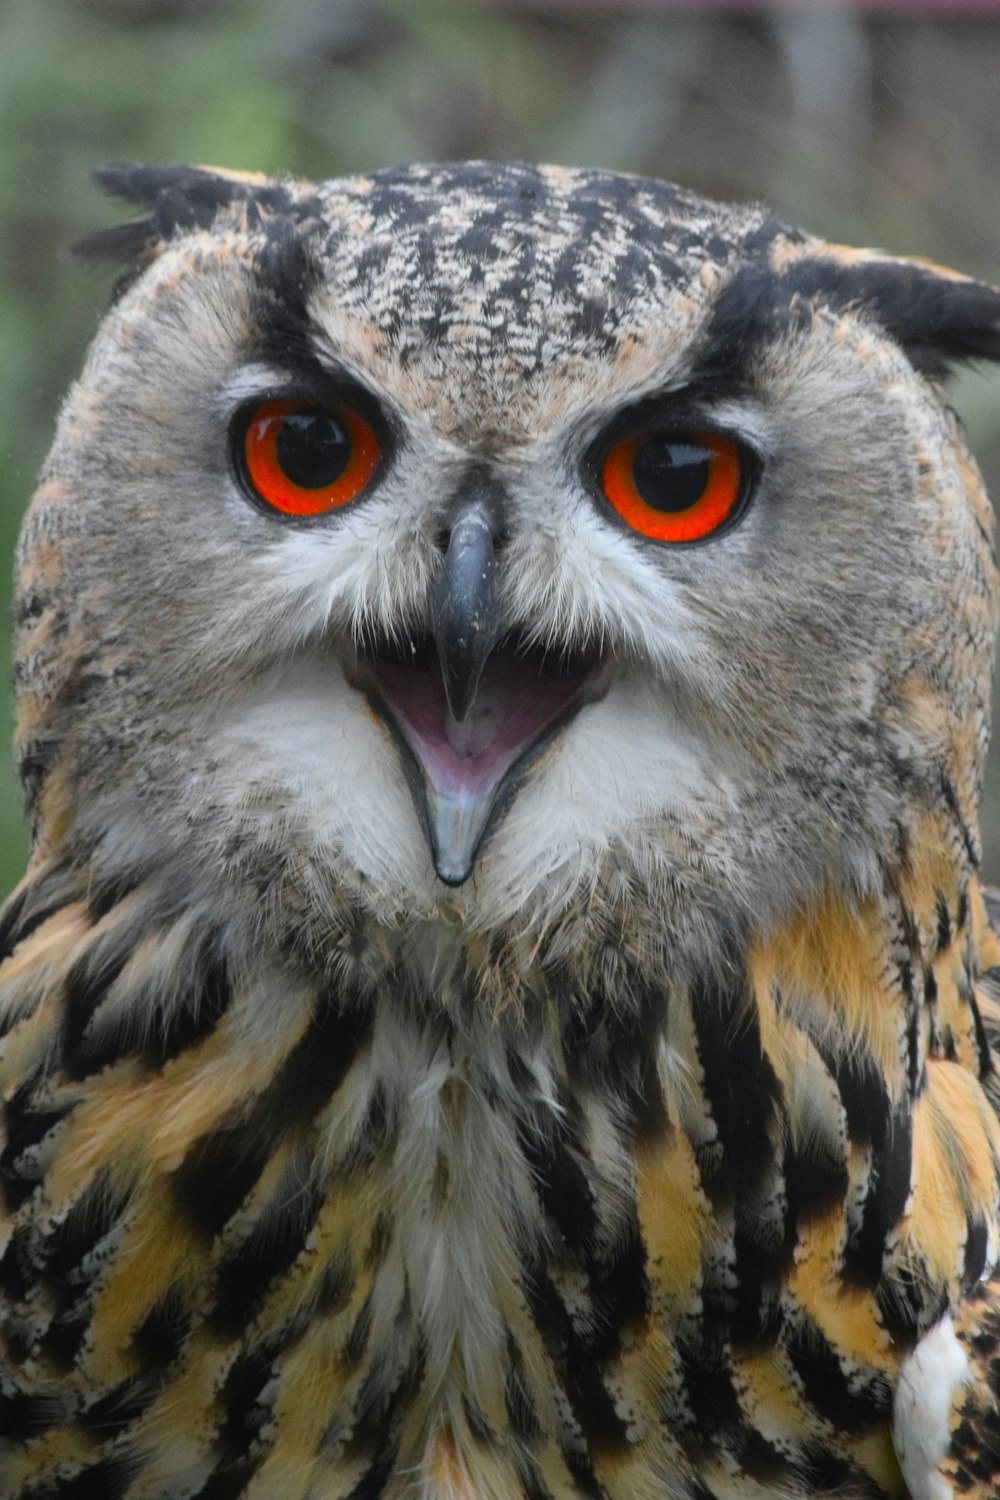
xmin=238 ymin=398 xmax=382 ymax=517
xmin=600 ymin=428 xmax=749 ymax=542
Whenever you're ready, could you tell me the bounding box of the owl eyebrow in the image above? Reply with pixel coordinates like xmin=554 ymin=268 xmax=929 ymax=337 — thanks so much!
xmin=215 ymin=358 xmax=392 ymax=431
xmin=590 ymin=384 xmax=770 ymax=458
xmin=216 ymin=365 xmax=302 ymax=411
xmin=691 ymin=398 xmax=774 ymax=456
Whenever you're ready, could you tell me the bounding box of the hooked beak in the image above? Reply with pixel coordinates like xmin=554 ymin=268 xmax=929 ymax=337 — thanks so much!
xmin=431 ymin=498 xmax=505 ymax=725
xmin=349 ymin=498 xmax=608 ymax=886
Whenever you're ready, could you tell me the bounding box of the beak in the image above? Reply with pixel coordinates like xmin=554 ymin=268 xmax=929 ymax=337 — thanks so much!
xmin=350 ymin=489 xmax=605 ymax=889
xmin=419 ymin=495 xmax=506 ymax=881
xmin=430 ymin=497 xmax=504 ymax=724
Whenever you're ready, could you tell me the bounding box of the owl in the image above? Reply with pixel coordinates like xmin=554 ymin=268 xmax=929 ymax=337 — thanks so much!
xmin=3 ymin=159 xmax=1000 ymax=1500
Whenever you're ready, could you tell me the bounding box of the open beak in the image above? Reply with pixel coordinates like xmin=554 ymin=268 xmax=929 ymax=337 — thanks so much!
xmin=348 ymin=500 xmax=608 ymax=885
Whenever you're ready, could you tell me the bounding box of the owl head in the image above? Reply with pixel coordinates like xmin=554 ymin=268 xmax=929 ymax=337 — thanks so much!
xmin=15 ymin=162 xmax=1000 ymax=975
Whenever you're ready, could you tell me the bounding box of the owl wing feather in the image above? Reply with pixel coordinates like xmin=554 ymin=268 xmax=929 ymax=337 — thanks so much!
xmin=940 ymin=1278 xmax=1000 ymax=1497
xmin=890 ymin=886 xmax=1000 ymax=1499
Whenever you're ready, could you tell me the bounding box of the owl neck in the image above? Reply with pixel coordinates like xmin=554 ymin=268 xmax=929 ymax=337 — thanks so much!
xmin=2 ymin=831 xmax=997 ymax=1115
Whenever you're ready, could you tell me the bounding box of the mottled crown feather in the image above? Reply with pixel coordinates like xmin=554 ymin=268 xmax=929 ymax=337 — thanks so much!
xmin=70 ymin=161 xmax=1000 ymax=381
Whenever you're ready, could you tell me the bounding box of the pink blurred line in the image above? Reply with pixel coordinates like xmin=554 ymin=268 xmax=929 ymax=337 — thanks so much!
xmin=485 ymin=0 xmax=1000 ymax=11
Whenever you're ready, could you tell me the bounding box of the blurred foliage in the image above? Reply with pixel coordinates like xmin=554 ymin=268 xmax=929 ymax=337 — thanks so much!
xmin=2 ymin=0 xmax=1000 ymax=898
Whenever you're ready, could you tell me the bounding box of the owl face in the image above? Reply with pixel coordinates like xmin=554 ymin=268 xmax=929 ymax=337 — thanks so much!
xmin=19 ymin=163 xmax=999 ymax=963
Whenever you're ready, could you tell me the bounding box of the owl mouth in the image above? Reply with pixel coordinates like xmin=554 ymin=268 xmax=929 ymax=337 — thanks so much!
xmin=351 ymin=634 xmax=608 ymax=885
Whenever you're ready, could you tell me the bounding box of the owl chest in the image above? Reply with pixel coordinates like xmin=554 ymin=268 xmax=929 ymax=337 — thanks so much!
xmin=307 ymin=1040 xmax=543 ymax=1382
xmin=241 ymin=1043 xmax=558 ymax=1494
xmin=3 ymin=940 xmax=912 ymax=1500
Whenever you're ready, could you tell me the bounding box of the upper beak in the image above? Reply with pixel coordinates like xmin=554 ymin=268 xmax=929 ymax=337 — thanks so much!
xmin=430 ymin=496 xmax=505 ymax=723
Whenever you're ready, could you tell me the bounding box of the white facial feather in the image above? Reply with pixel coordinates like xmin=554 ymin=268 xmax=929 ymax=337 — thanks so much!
xmin=218 ymin=652 xmax=733 ymax=936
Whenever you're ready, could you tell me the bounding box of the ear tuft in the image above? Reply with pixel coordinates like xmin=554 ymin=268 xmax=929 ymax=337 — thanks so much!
xmin=781 ymin=250 xmax=1000 ymax=378
xmin=92 ymin=162 xmax=263 ymax=210
xmin=67 ymin=164 xmax=295 ymax=291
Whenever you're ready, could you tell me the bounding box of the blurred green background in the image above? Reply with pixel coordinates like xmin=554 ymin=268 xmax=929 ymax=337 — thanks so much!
xmin=2 ymin=0 xmax=1000 ymax=898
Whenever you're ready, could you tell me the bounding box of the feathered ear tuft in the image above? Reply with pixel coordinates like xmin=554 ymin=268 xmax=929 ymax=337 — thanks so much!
xmin=781 ymin=249 xmax=1000 ymax=378
xmin=91 ymin=162 xmax=268 ymax=210
xmin=67 ymin=164 xmax=292 ymax=292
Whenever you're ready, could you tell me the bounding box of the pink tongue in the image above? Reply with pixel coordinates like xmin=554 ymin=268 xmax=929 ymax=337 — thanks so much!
xmin=369 ymin=643 xmax=594 ymax=884
xmin=373 ymin=642 xmax=593 ymax=876
xmin=372 ymin=648 xmax=584 ymax=803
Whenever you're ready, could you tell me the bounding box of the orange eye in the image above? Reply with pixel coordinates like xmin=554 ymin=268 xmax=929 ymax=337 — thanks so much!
xmin=600 ymin=429 xmax=747 ymax=542
xmin=240 ymin=399 xmax=381 ymax=517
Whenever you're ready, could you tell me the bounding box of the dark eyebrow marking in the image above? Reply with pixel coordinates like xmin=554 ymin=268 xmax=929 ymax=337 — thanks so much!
xmin=686 ymin=262 xmax=789 ymax=393
xmin=250 ymin=213 xmax=324 ymax=376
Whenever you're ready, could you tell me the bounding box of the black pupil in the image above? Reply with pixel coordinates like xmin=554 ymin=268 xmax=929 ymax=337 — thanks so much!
xmin=276 ymin=411 xmax=351 ymax=489
xmin=632 ymin=434 xmax=711 ymax=512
